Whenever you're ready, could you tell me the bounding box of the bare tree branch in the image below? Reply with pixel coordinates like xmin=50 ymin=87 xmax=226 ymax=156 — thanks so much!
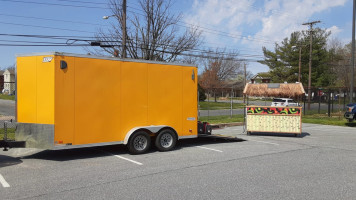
xmin=88 ymin=0 xmax=201 ymax=62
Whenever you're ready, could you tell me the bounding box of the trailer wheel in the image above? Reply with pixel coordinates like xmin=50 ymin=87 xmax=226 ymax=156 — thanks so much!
xmin=155 ymin=129 xmax=177 ymax=152
xmin=127 ymin=131 xmax=151 ymax=154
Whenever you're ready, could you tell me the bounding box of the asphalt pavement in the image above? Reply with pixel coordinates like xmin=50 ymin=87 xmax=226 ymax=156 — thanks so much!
xmin=1 ymin=123 xmax=355 ymax=199
xmin=0 ymin=99 xmax=15 ymax=117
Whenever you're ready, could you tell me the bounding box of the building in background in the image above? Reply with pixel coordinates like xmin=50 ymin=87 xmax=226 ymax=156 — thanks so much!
xmin=251 ymin=72 xmax=271 ymax=84
xmin=3 ymin=69 xmax=15 ymax=94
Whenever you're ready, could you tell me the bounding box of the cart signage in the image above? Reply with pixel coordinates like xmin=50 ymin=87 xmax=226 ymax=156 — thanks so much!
xmin=247 ymin=107 xmax=301 ymax=115
xmin=246 ymin=106 xmax=302 ymax=134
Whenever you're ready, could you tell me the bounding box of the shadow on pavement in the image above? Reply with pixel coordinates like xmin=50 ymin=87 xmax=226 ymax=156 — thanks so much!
xmin=18 ymin=136 xmax=246 ymax=161
xmin=0 ymin=155 xmax=23 ymax=168
xmin=248 ymin=132 xmax=310 ymax=138
xmin=345 ymin=123 xmax=356 ymax=127
xmin=177 ymin=136 xmax=245 ymax=148
xmin=20 ymin=146 xmax=122 ymax=161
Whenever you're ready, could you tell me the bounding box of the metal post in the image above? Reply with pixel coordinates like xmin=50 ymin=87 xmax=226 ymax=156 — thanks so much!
xmin=351 ymin=0 xmax=356 ymax=103
xmin=230 ymin=87 xmax=233 ymax=118
xmin=344 ymin=91 xmax=346 ymax=110
xmin=318 ymin=90 xmax=321 ymax=114
xmin=4 ymin=122 xmax=7 ymax=141
xmin=303 ymin=95 xmax=306 ymax=115
xmin=122 ymin=0 xmax=127 ymax=58
xmin=331 ymin=91 xmax=334 ymax=113
xmin=298 ymin=46 xmax=302 ymax=82
xmin=328 ymin=90 xmax=331 ymax=117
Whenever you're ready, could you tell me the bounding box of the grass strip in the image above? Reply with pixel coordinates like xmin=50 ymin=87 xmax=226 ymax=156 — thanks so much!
xmin=0 ymin=128 xmax=16 ymax=140
xmin=0 ymin=94 xmax=15 ymax=101
xmin=199 ymin=113 xmax=355 ymax=127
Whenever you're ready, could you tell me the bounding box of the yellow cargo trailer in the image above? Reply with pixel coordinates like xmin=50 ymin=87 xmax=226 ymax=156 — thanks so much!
xmin=14 ymin=52 xmax=200 ymax=154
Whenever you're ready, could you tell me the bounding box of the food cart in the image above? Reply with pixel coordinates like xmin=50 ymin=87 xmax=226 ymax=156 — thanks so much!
xmin=243 ymin=83 xmax=305 ymax=136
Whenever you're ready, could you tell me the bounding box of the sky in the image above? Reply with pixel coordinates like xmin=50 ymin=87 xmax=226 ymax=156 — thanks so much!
xmin=0 ymin=0 xmax=353 ymax=74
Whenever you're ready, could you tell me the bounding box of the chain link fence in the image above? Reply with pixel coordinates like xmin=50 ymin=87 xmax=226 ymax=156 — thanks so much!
xmin=199 ymin=86 xmax=356 ymax=120
xmin=0 ymin=116 xmax=16 ymax=140
xmin=302 ymin=87 xmax=355 ymax=116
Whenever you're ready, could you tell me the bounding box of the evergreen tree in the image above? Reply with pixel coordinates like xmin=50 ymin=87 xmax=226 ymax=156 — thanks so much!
xmin=260 ymin=29 xmax=334 ymax=87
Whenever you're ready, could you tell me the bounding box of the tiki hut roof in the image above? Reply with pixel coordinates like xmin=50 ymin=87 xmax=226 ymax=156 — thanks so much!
xmin=243 ymin=83 xmax=305 ymax=98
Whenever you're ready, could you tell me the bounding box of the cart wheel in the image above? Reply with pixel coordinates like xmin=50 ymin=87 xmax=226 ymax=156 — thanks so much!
xmin=155 ymin=129 xmax=177 ymax=152
xmin=127 ymin=131 xmax=151 ymax=154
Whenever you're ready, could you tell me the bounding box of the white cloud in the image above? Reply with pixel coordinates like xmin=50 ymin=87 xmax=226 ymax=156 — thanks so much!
xmin=327 ymin=25 xmax=342 ymax=36
xmin=185 ymin=0 xmax=348 ymax=73
xmin=185 ymin=0 xmax=348 ymax=48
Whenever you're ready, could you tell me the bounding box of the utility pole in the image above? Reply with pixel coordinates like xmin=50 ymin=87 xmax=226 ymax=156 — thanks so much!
xmin=243 ymin=62 xmax=247 ymax=104
xmin=298 ymin=46 xmax=302 ymax=83
xmin=351 ymin=0 xmax=355 ymax=103
xmin=302 ymin=20 xmax=320 ymax=110
xmin=122 ymin=0 xmax=127 ymax=58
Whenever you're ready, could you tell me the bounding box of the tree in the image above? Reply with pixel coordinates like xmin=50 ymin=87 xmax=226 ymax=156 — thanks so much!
xmin=90 ymin=0 xmax=201 ymax=62
xmin=328 ymin=39 xmax=356 ymax=93
xmin=199 ymin=49 xmax=243 ymax=102
xmin=260 ymin=29 xmax=334 ymax=87
xmin=198 ymin=83 xmax=207 ymax=101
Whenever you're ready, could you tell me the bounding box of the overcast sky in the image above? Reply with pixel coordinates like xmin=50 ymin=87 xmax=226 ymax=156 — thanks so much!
xmin=0 ymin=0 xmax=353 ymax=74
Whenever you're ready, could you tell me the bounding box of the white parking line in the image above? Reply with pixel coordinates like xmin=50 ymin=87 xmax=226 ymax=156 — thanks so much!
xmin=196 ymin=146 xmax=223 ymax=152
xmin=0 ymin=174 xmax=10 ymax=188
xmin=248 ymin=139 xmax=279 ymax=146
xmin=113 ymin=155 xmax=143 ymax=165
xmin=95 ymin=148 xmax=143 ymax=165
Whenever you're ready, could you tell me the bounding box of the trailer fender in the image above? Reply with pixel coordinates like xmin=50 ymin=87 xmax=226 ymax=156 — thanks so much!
xmin=124 ymin=126 xmax=175 ymax=145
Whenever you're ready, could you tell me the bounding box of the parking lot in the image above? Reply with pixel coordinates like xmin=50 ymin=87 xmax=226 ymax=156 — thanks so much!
xmin=1 ymin=124 xmax=356 ymax=200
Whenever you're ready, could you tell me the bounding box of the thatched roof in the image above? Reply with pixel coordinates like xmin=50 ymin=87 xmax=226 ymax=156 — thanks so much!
xmin=243 ymin=83 xmax=305 ymax=98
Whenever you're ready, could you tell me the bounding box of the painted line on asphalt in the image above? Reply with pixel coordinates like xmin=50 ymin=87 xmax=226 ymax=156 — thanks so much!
xmin=113 ymin=155 xmax=143 ymax=165
xmin=248 ymin=139 xmax=279 ymax=145
xmin=95 ymin=148 xmax=143 ymax=165
xmin=196 ymin=146 xmax=223 ymax=152
xmin=0 ymin=174 xmax=10 ymax=188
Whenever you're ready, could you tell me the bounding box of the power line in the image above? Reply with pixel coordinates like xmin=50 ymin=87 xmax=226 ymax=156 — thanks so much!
xmin=0 ymin=0 xmax=107 ymax=9
xmin=0 ymin=13 xmax=110 ymax=27
xmin=0 ymin=33 xmax=263 ymax=57
xmin=0 ymin=21 xmax=96 ymax=34
xmin=1 ymin=0 xmax=281 ymax=44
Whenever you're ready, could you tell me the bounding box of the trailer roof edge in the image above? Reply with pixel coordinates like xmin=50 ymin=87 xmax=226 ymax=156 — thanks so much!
xmin=15 ymin=52 xmax=197 ymax=68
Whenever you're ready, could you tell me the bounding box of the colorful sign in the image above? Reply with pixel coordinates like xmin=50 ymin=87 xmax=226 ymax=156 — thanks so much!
xmin=247 ymin=106 xmax=301 ymax=115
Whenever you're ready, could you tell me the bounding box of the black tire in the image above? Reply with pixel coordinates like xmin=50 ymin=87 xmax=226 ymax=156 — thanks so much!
xmin=127 ymin=131 xmax=151 ymax=154
xmin=347 ymin=119 xmax=354 ymax=123
xmin=155 ymin=129 xmax=177 ymax=152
